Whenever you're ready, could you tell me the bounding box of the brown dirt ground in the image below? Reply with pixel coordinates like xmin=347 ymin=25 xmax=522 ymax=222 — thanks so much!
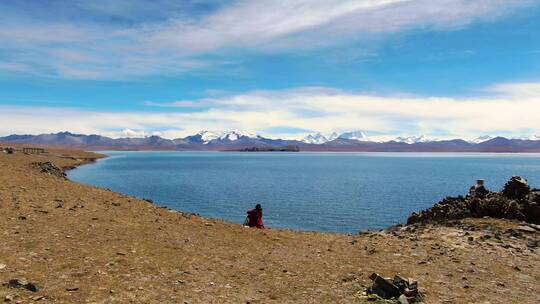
xmin=0 ymin=147 xmax=538 ymax=303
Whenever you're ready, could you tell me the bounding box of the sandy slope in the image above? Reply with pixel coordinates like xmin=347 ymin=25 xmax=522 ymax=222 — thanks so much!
xmin=0 ymin=148 xmax=538 ymax=303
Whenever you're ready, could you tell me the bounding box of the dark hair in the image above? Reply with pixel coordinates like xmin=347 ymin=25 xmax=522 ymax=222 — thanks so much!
xmin=255 ymin=203 xmax=262 ymax=210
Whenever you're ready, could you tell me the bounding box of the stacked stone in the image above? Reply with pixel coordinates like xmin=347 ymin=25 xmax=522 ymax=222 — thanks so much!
xmin=407 ymin=176 xmax=540 ymax=225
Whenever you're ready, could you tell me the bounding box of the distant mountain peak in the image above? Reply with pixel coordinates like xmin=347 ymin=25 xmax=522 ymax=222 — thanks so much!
xmin=468 ymin=135 xmax=494 ymax=144
xmin=195 ymin=130 xmax=258 ymax=144
xmin=2 ymin=130 xmax=540 ymax=152
xmin=328 ymin=132 xmax=339 ymax=141
xmin=512 ymin=135 xmax=540 ymax=141
xmin=302 ymin=132 xmax=328 ymax=144
xmin=394 ymin=135 xmax=432 ymax=144
xmin=338 ymin=130 xmax=369 ymax=141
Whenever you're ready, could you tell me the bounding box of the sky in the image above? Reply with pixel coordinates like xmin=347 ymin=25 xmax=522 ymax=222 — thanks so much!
xmin=1 ymin=0 xmax=540 ymax=140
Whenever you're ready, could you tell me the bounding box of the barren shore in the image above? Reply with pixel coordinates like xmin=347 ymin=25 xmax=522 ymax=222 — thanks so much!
xmin=0 ymin=147 xmax=539 ymax=303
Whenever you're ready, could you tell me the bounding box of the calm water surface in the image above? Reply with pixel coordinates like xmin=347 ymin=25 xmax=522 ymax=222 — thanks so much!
xmin=68 ymin=152 xmax=540 ymax=233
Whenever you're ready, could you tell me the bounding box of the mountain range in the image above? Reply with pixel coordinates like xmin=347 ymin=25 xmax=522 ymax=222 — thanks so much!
xmin=2 ymin=131 xmax=540 ymax=152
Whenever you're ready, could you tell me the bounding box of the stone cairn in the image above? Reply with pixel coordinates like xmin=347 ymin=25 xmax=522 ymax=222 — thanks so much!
xmin=407 ymin=176 xmax=540 ymax=225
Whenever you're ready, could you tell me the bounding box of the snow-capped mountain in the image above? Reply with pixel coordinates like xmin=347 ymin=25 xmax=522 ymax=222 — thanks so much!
xmin=301 ymin=131 xmax=342 ymax=144
xmin=468 ymin=135 xmax=540 ymax=143
xmin=327 ymin=132 xmax=339 ymax=141
xmin=3 ymin=130 xmax=540 ymax=152
xmin=197 ymin=131 xmax=221 ymax=143
xmin=192 ymin=130 xmax=258 ymax=144
xmin=394 ymin=135 xmax=432 ymax=144
xmin=302 ymin=133 xmax=329 ymax=144
xmin=338 ymin=131 xmax=370 ymax=141
xmin=512 ymin=135 xmax=540 ymax=141
xmin=468 ymin=135 xmax=494 ymax=144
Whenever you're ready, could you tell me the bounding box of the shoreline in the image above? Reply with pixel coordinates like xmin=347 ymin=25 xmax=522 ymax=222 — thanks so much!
xmin=1 ymin=147 xmax=539 ymax=303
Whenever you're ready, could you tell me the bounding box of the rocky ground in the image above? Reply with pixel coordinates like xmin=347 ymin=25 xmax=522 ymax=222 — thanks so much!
xmin=0 ymin=147 xmax=539 ymax=303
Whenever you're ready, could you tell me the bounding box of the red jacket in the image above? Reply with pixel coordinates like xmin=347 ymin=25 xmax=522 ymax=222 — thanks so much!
xmin=247 ymin=208 xmax=264 ymax=228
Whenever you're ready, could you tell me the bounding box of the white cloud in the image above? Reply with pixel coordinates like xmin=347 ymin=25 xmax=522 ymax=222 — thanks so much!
xmin=1 ymin=81 xmax=540 ymax=139
xmin=150 ymin=0 xmax=535 ymax=52
xmin=0 ymin=0 xmax=535 ymax=78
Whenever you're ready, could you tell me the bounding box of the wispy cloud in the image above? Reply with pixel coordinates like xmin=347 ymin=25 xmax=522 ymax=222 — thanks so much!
xmin=0 ymin=0 xmax=536 ymax=79
xmin=1 ymin=81 xmax=540 ymax=139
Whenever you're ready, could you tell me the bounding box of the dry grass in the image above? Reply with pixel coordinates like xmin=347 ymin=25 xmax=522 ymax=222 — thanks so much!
xmin=0 ymin=148 xmax=538 ymax=303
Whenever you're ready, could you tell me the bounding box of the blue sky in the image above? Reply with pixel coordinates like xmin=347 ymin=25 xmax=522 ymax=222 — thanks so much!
xmin=1 ymin=0 xmax=540 ymax=139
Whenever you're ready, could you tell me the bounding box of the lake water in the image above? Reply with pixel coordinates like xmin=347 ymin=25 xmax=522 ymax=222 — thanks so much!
xmin=68 ymin=152 xmax=540 ymax=233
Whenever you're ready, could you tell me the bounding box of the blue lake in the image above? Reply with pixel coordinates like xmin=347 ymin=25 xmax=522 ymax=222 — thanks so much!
xmin=68 ymin=152 xmax=540 ymax=233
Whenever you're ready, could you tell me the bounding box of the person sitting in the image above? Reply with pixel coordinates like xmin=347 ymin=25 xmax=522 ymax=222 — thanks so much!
xmin=246 ymin=204 xmax=265 ymax=229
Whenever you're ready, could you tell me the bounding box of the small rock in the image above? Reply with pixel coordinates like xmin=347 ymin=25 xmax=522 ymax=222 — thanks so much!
xmin=517 ymin=225 xmax=537 ymax=233
xmin=398 ymin=294 xmax=410 ymax=304
xmin=7 ymin=279 xmax=27 ymax=289
xmin=25 ymin=282 xmax=42 ymax=292
xmin=0 ymin=263 xmax=6 ymax=270
xmin=4 ymin=295 xmax=15 ymax=302
xmin=66 ymin=287 xmax=79 ymax=292
xmin=528 ymin=223 xmax=540 ymax=232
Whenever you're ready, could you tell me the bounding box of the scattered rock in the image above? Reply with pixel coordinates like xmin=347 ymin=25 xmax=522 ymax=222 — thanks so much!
xmin=528 ymin=223 xmax=540 ymax=231
xmin=34 ymin=162 xmax=66 ymax=179
xmin=517 ymin=225 xmax=537 ymax=233
xmin=398 ymin=294 xmax=410 ymax=304
xmin=527 ymin=240 xmax=539 ymax=248
xmin=5 ymin=279 xmax=42 ymax=292
xmin=407 ymin=177 xmax=540 ymax=225
xmin=30 ymin=295 xmax=45 ymax=301
xmin=367 ymin=273 xmax=423 ymax=303
xmin=0 ymin=263 xmax=6 ymax=270
xmin=66 ymin=287 xmax=79 ymax=292
xmin=4 ymin=294 xmax=15 ymax=302
xmin=7 ymin=279 xmax=27 ymax=289
xmin=25 ymin=282 xmax=42 ymax=292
